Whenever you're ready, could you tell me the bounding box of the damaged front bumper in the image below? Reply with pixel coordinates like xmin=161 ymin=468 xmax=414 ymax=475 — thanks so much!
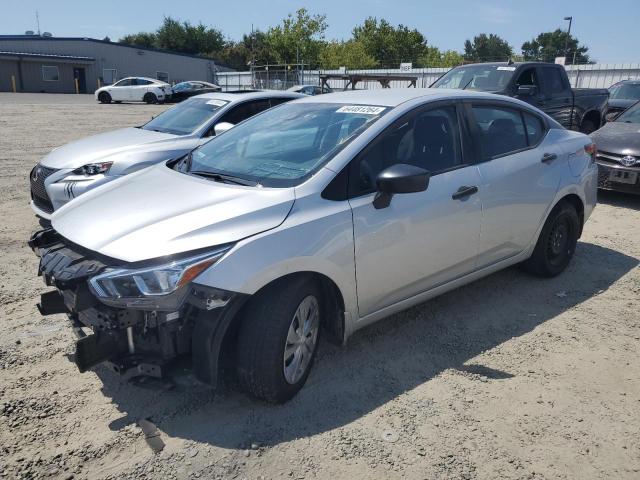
xmin=29 ymin=228 xmax=247 ymax=386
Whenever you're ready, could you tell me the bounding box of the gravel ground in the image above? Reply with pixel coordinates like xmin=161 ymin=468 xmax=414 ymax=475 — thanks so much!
xmin=0 ymin=92 xmax=639 ymax=480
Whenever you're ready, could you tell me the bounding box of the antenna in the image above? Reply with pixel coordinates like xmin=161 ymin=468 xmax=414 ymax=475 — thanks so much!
xmin=36 ymin=10 xmax=41 ymax=35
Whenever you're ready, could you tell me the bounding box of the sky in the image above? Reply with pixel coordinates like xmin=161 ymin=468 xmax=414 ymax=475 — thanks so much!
xmin=2 ymin=0 xmax=638 ymax=64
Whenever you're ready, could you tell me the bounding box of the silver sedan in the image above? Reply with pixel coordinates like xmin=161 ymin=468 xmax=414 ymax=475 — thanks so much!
xmin=29 ymin=90 xmax=302 ymax=219
xmin=31 ymin=89 xmax=597 ymax=403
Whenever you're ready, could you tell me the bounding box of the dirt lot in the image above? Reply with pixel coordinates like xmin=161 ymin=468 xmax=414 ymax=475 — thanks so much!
xmin=0 ymin=92 xmax=639 ymax=480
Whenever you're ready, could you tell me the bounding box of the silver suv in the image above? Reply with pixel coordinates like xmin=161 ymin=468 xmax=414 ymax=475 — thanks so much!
xmin=30 ymin=89 xmax=597 ymax=403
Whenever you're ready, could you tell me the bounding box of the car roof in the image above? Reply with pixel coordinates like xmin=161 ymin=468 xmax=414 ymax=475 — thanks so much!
xmin=290 ymin=88 xmax=517 ymax=107
xmin=122 ymin=76 xmax=164 ymax=83
xmin=192 ymin=90 xmax=306 ymax=102
xmin=611 ymin=79 xmax=640 ymax=85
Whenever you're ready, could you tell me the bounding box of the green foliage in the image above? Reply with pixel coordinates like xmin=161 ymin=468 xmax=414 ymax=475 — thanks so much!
xmin=119 ymin=17 xmax=225 ymax=56
xmin=521 ymin=29 xmax=591 ymax=64
xmin=319 ymin=40 xmax=377 ymax=69
xmin=266 ymin=8 xmax=328 ymax=65
xmin=463 ymin=33 xmax=513 ymax=62
xmin=219 ymin=30 xmax=277 ymax=70
xmin=353 ymin=17 xmax=428 ymax=66
xmin=420 ymin=46 xmax=464 ymax=67
xmin=119 ymin=32 xmax=157 ymax=48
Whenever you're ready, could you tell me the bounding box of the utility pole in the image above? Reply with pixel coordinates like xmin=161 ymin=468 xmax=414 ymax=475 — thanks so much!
xmin=563 ymin=16 xmax=573 ymax=63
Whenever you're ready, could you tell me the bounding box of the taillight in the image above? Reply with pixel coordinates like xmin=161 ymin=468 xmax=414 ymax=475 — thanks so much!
xmin=584 ymin=143 xmax=597 ymax=164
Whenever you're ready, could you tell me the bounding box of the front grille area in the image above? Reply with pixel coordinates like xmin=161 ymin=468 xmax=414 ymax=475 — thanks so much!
xmin=29 ymin=164 xmax=58 ymax=213
xmin=597 ymin=163 xmax=640 ymax=195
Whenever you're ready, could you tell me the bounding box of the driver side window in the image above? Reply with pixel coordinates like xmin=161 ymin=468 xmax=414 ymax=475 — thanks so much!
xmin=515 ymin=68 xmax=539 ymax=88
xmin=349 ymin=106 xmax=462 ymax=196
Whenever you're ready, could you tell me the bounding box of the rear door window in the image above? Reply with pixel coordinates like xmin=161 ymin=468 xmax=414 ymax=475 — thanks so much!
xmin=523 ymin=112 xmax=546 ymax=146
xmin=540 ymin=67 xmax=567 ymax=94
xmin=471 ymin=106 xmax=527 ymax=159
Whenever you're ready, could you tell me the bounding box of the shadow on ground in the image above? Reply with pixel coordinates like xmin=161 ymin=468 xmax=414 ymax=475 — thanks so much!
xmin=598 ymin=190 xmax=640 ymax=211
xmin=97 ymin=241 xmax=638 ymax=449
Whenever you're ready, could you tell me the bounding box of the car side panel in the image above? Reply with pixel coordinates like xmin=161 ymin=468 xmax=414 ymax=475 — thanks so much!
xmin=194 ymin=190 xmax=359 ymax=331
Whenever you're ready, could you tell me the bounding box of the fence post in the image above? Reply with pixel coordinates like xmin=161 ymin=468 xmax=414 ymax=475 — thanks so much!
xmin=75 ymin=78 xmax=79 ymax=94
xmin=11 ymin=75 xmax=16 ymax=92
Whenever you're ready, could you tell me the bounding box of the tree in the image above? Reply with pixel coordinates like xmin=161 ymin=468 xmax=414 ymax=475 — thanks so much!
xmin=521 ymin=29 xmax=591 ymax=64
xmin=352 ymin=17 xmax=427 ymax=66
xmin=119 ymin=32 xmax=157 ymax=48
xmin=119 ymin=17 xmax=225 ymax=56
xmin=463 ymin=33 xmax=513 ymax=62
xmin=319 ymin=40 xmax=377 ymax=69
xmin=219 ymin=30 xmax=277 ymax=69
xmin=266 ymin=8 xmax=328 ymax=65
xmin=155 ymin=17 xmax=225 ymax=55
xmin=419 ymin=46 xmax=464 ymax=67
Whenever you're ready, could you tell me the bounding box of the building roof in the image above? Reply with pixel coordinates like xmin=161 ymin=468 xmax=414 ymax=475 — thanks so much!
xmin=0 ymin=50 xmax=94 ymax=63
xmin=0 ymin=35 xmax=232 ymax=70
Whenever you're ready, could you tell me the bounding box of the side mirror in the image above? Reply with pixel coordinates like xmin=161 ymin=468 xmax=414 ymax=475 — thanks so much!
xmin=214 ymin=122 xmax=234 ymax=136
xmin=373 ymin=164 xmax=430 ymax=209
xmin=517 ymin=84 xmax=538 ymax=97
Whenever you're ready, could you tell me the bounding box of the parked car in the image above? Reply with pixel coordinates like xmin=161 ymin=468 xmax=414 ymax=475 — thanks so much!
xmin=431 ymin=62 xmax=608 ymax=133
xmin=95 ymin=77 xmax=172 ymax=104
xmin=287 ymin=84 xmax=333 ymax=95
xmin=30 ymin=91 xmax=303 ymax=219
xmin=591 ymin=100 xmax=640 ymax=194
xmin=605 ymin=80 xmax=640 ymax=121
xmin=171 ymin=81 xmax=222 ymax=102
xmin=30 ymin=89 xmax=597 ymax=403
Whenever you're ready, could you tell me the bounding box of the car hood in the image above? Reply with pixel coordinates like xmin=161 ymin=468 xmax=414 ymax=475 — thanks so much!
xmin=51 ymin=164 xmax=295 ymax=262
xmin=40 ymin=127 xmax=181 ymax=170
xmin=591 ymin=122 xmax=640 ymax=156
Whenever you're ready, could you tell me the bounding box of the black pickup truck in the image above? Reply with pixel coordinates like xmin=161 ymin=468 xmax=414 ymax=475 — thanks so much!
xmin=431 ymin=62 xmax=609 ymax=133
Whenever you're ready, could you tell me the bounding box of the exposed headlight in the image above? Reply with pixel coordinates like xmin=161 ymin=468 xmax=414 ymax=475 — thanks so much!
xmin=72 ymin=162 xmax=113 ymax=176
xmin=89 ymin=247 xmax=231 ymax=309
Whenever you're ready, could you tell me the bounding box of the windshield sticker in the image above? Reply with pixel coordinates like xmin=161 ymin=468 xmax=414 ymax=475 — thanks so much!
xmin=336 ymin=105 xmax=386 ymax=115
xmin=496 ymin=66 xmax=516 ymax=71
xmin=206 ymin=99 xmax=227 ymax=106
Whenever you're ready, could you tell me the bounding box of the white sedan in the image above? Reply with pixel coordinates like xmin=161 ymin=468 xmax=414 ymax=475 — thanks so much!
xmin=95 ymin=77 xmax=171 ymax=104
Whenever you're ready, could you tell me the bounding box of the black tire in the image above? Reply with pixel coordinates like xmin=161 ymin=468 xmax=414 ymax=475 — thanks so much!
xmin=522 ymin=201 xmax=579 ymax=277
xmin=143 ymin=92 xmax=158 ymax=104
xmin=114 ymin=100 xmax=122 ymax=104
xmin=580 ymin=119 xmax=597 ymax=134
xmin=235 ymin=276 xmax=322 ymax=403
xmin=98 ymin=92 xmax=111 ymax=104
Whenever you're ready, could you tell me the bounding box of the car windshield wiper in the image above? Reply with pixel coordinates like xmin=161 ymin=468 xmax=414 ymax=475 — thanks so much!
xmin=461 ymin=77 xmax=475 ymax=90
xmin=189 ymin=170 xmax=260 ymax=186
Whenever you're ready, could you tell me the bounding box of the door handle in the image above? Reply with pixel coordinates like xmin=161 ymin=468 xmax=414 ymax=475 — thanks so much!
xmin=452 ymin=185 xmax=478 ymax=200
xmin=541 ymin=153 xmax=558 ymax=163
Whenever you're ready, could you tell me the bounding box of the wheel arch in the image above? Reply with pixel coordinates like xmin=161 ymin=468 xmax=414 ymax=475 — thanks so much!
xmin=580 ymin=109 xmax=601 ymax=133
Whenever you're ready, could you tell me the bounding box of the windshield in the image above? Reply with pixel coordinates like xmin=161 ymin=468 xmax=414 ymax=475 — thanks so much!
xmin=187 ymin=102 xmax=388 ymax=187
xmin=432 ymin=65 xmax=514 ymax=91
xmin=142 ymin=97 xmax=228 ymax=135
xmin=616 ymin=101 xmax=640 ymax=123
xmin=609 ymin=83 xmax=640 ymax=101
xmin=173 ymin=82 xmax=192 ymax=91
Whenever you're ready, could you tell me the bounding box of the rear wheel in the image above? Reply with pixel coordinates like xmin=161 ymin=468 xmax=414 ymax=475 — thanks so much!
xmin=143 ymin=92 xmax=158 ymax=104
xmin=580 ymin=119 xmax=597 ymax=134
xmin=235 ymin=276 xmax=321 ymax=403
xmin=522 ymin=201 xmax=579 ymax=277
xmin=98 ymin=92 xmax=111 ymax=104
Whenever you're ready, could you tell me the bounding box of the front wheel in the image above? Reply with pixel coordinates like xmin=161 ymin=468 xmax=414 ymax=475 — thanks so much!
xmin=522 ymin=201 xmax=579 ymax=277
xmin=98 ymin=92 xmax=111 ymax=104
xmin=235 ymin=277 xmax=322 ymax=403
xmin=580 ymin=119 xmax=597 ymax=134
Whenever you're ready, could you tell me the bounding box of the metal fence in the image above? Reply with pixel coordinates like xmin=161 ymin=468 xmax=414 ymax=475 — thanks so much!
xmin=216 ymin=63 xmax=640 ymax=92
